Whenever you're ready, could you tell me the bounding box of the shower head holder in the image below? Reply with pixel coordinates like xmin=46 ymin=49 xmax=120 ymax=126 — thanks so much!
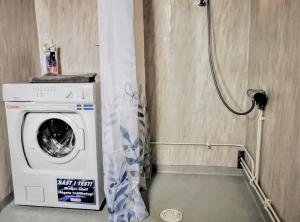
xmin=198 ymin=0 xmax=206 ymax=7
xmin=247 ymin=89 xmax=268 ymax=110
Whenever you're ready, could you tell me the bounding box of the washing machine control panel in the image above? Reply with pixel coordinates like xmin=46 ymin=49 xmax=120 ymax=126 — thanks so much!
xmin=33 ymin=85 xmax=57 ymax=98
xmin=3 ymin=83 xmax=95 ymax=103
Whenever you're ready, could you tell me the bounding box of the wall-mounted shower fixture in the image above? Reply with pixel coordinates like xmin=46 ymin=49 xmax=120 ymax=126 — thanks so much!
xmin=247 ymin=89 xmax=268 ymax=110
xmin=198 ymin=0 xmax=206 ymax=7
xmin=198 ymin=0 xmax=267 ymax=115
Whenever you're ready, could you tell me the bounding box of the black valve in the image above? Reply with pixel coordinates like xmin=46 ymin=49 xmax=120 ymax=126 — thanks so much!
xmin=198 ymin=0 xmax=206 ymax=7
xmin=247 ymin=89 xmax=268 ymax=110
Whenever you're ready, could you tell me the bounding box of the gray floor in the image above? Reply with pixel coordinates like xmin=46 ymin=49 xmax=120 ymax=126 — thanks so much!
xmin=0 ymin=173 xmax=265 ymax=222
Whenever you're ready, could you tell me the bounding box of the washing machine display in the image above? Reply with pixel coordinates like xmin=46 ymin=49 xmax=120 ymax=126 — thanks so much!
xmin=37 ymin=118 xmax=76 ymax=158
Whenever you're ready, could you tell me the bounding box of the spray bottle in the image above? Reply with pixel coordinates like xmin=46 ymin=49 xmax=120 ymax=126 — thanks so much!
xmin=42 ymin=44 xmax=50 ymax=75
xmin=48 ymin=44 xmax=59 ymax=75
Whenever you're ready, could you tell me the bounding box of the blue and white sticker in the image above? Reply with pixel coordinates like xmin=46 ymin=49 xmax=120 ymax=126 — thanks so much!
xmin=77 ymin=104 xmax=94 ymax=111
xmin=57 ymin=178 xmax=96 ymax=205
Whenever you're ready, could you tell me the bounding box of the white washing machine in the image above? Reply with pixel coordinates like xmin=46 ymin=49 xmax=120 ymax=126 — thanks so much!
xmin=2 ymin=83 xmax=105 ymax=210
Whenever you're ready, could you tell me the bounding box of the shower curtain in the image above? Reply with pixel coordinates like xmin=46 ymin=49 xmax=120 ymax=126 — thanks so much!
xmin=98 ymin=0 xmax=151 ymax=221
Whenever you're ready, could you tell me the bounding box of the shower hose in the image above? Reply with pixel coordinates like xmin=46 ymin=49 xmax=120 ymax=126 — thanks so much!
xmin=206 ymin=0 xmax=255 ymax=115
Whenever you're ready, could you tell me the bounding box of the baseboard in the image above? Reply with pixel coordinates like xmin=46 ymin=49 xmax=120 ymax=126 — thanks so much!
xmin=0 ymin=192 xmax=13 ymax=212
xmin=153 ymin=164 xmax=243 ymax=176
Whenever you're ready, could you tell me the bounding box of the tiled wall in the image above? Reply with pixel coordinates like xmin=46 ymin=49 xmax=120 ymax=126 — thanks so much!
xmin=143 ymin=0 xmax=251 ymax=166
xmin=246 ymin=0 xmax=300 ymax=221
xmin=0 ymin=0 xmax=40 ymax=202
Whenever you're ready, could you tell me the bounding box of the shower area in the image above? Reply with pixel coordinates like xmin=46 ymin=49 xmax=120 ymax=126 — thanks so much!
xmin=143 ymin=0 xmax=270 ymax=221
xmin=142 ymin=0 xmax=298 ymax=221
xmin=99 ymin=0 xmax=294 ymax=221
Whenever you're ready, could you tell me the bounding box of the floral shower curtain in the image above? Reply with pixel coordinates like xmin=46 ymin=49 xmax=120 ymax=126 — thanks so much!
xmin=98 ymin=0 xmax=151 ymax=221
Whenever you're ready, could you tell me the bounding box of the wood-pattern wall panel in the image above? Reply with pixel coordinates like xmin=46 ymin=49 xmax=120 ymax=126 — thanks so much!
xmin=246 ymin=0 xmax=300 ymax=221
xmin=0 ymin=0 xmax=40 ymax=201
xmin=144 ymin=0 xmax=251 ymax=166
xmin=134 ymin=0 xmax=146 ymax=93
xmin=154 ymin=145 xmax=238 ymax=166
xmin=34 ymin=0 xmax=99 ymax=75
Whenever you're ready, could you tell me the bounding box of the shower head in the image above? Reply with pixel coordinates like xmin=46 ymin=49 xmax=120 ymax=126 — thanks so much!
xmin=247 ymin=89 xmax=268 ymax=110
xmin=198 ymin=0 xmax=206 ymax=7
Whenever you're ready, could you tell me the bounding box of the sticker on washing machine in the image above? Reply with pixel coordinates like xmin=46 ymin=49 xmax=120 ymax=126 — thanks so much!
xmin=57 ymin=179 xmax=96 ymax=205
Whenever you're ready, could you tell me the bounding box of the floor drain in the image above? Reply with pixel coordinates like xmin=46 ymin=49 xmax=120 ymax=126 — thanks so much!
xmin=160 ymin=209 xmax=183 ymax=222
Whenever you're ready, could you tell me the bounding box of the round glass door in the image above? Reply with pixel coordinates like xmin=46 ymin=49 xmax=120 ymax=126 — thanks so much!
xmin=37 ymin=118 xmax=76 ymax=158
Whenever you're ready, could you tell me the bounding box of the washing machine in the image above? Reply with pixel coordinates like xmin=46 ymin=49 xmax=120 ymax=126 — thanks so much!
xmin=2 ymin=82 xmax=105 ymax=210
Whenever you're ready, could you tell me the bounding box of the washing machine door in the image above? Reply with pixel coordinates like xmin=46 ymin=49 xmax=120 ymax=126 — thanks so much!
xmin=22 ymin=113 xmax=85 ymax=169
